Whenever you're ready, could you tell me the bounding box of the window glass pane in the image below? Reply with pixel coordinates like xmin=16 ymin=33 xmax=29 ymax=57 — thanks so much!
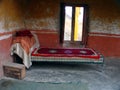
xmin=64 ymin=6 xmax=72 ymax=41
xmin=74 ymin=7 xmax=84 ymax=41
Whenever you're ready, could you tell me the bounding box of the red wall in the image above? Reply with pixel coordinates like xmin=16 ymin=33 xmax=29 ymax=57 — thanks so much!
xmin=0 ymin=34 xmax=13 ymax=77
xmin=33 ymin=30 xmax=60 ymax=48
xmin=87 ymin=33 xmax=120 ymax=57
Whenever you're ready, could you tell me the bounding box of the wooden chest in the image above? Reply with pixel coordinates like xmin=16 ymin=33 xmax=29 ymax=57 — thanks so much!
xmin=3 ymin=62 xmax=26 ymax=79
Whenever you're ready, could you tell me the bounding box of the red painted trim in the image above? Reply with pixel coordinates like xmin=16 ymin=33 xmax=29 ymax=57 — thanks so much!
xmin=0 ymin=31 xmax=14 ymax=36
xmin=89 ymin=32 xmax=120 ymax=37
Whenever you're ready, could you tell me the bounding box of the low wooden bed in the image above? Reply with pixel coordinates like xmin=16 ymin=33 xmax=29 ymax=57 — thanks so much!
xmin=11 ymin=30 xmax=104 ymax=68
xmin=31 ymin=48 xmax=104 ymax=64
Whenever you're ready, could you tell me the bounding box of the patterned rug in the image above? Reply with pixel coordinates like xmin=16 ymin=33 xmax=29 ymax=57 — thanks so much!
xmin=32 ymin=48 xmax=101 ymax=59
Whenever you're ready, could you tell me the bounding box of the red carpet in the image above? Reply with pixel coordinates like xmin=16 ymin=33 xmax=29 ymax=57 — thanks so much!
xmin=32 ymin=48 xmax=101 ymax=59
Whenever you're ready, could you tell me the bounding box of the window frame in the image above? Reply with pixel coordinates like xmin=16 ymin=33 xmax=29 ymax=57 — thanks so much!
xmin=59 ymin=3 xmax=89 ymax=47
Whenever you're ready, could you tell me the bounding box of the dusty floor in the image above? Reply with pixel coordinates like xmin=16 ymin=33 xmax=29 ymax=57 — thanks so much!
xmin=1 ymin=57 xmax=120 ymax=90
xmin=22 ymin=57 xmax=120 ymax=90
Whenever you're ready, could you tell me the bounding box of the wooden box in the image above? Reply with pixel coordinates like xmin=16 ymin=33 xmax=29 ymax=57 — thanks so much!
xmin=3 ymin=62 xmax=26 ymax=79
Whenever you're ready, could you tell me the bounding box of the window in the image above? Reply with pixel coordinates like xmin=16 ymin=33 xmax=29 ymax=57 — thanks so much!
xmin=60 ymin=3 xmax=88 ymax=47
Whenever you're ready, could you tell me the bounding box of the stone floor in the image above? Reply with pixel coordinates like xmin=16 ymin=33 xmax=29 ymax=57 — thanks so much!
xmin=22 ymin=57 xmax=120 ymax=90
xmin=1 ymin=57 xmax=120 ymax=90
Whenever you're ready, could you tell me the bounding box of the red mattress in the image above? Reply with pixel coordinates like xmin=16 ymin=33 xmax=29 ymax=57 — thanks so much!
xmin=31 ymin=48 xmax=101 ymax=60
